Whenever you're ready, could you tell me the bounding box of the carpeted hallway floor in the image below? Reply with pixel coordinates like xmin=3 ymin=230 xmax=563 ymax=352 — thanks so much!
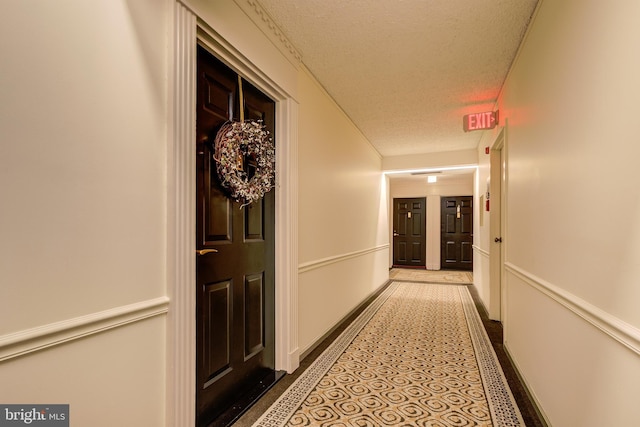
xmin=389 ymin=268 xmax=473 ymax=284
xmin=234 ymin=269 xmax=544 ymax=427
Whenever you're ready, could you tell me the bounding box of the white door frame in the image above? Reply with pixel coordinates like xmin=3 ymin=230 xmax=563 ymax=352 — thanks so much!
xmin=489 ymin=127 xmax=506 ymax=321
xmin=167 ymin=2 xmax=299 ymax=425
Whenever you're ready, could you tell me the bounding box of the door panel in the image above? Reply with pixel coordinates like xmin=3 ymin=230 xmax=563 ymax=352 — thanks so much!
xmin=205 ymin=182 xmax=232 ymax=242
xmin=244 ymin=273 xmax=264 ymax=359
xmin=397 ymin=242 xmax=407 ymax=262
xmin=196 ymin=45 xmax=278 ymax=426
xmin=393 ymin=198 xmax=426 ymax=267
xmin=245 ymin=202 xmax=264 ymax=240
xmin=440 ymin=196 xmax=473 ymax=271
xmin=203 ymin=280 xmax=231 ymax=381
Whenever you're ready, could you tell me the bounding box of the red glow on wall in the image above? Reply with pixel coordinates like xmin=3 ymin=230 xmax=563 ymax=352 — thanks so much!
xmin=463 ymin=111 xmax=498 ymax=132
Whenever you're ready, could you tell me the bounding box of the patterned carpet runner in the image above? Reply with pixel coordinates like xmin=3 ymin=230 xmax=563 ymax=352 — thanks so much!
xmin=252 ymin=282 xmax=525 ymax=426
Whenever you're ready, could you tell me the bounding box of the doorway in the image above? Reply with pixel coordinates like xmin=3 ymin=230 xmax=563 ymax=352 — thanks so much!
xmin=489 ymin=128 xmax=505 ymax=321
xmin=392 ymin=198 xmax=426 ymax=268
xmin=169 ymin=10 xmax=300 ymax=425
xmin=440 ymin=196 xmax=473 ymax=271
xmin=196 ymin=45 xmax=281 ymax=426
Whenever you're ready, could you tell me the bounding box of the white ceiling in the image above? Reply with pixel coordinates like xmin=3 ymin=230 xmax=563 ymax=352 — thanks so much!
xmin=256 ymin=0 xmax=539 ymax=158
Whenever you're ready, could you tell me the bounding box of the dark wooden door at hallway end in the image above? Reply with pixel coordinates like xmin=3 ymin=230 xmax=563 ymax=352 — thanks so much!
xmin=196 ymin=45 xmax=278 ymax=426
xmin=441 ymin=196 xmax=473 ymax=271
xmin=393 ymin=198 xmax=426 ymax=268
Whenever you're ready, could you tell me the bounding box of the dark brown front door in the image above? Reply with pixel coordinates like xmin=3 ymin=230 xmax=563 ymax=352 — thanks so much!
xmin=441 ymin=196 xmax=473 ymax=271
xmin=196 ymin=46 xmax=278 ymax=426
xmin=393 ymin=198 xmax=426 ymax=268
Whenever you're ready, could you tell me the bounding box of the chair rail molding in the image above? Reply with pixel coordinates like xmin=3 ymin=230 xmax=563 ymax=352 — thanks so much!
xmin=473 ymin=244 xmax=490 ymax=258
xmin=298 ymin=244 xmax=390 ymax=274
xmin=0 ymin=297 xmax=169 ymax=362
xmin=505 ymin=262 xmax=640 ymax=356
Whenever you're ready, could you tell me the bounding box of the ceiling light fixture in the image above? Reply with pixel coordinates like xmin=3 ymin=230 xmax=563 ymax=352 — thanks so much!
xmin=383 ymin=165 xmax=477 ymax=175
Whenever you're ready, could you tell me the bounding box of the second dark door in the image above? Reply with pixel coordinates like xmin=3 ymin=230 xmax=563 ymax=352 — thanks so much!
xmin=440 ymin=196 xmax=473 ymax=271
xmin=393 ymin=198 xmax=426 ymax=268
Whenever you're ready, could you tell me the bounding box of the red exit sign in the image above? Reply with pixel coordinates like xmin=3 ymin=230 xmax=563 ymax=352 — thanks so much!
xmin=463 ymin=110 xmax=498 ymax=132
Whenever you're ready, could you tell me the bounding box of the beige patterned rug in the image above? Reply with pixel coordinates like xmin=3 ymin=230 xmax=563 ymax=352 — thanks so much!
xmin=252 ymin=282 xmax=523 ymax=426
xmin=390 ymin=268 xmax=473 ymax=284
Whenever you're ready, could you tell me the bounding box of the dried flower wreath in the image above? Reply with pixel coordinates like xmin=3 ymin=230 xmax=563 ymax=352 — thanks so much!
xmin=213 ymin=120 xmax=275 ymax=208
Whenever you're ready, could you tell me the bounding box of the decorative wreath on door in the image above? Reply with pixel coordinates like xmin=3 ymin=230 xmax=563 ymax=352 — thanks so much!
xmin=212 ymin=77 xmax=275 ymax=208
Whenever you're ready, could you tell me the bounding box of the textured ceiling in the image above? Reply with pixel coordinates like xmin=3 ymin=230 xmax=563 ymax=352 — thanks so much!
xmin=256 ymin=0 xmax=538 ymax=157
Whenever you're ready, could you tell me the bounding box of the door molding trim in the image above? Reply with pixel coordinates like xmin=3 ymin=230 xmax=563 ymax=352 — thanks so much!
xmin=167 ymin=4 xmax=197 ymax=427
xmin=168 ymin=3 xmax=299 ymax=425
xmin=489 ymin=127 xmax=506 ymax=321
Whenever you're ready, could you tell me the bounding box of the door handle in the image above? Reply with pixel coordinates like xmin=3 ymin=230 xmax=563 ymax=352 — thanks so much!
xmin=494 ymin=237 xmax=503 ymax=243
xmin=196 ymin=249 xmax=218 ymax=255
xmin=393 ymin=232 xmax=399 ymax=237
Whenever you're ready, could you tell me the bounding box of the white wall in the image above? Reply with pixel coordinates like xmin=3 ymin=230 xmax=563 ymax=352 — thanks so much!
xmin=477 ymin=0 xmax=640 ymax=424
xmin=389 ymin=175 xmax=474 ymax=270
xmin=0 ymin=0 xmax=170 ymax=425
xmin=297 ymin=67 xmax=389 ymax=354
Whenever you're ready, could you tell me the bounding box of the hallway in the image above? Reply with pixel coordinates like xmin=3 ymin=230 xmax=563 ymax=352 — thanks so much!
xmin=2 ymin=1 xmax=640 ymax=426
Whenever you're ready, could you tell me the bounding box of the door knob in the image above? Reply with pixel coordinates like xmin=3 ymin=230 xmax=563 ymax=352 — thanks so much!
xmin=196 ymin=249 xmax=218 ymax=255
xmin=494 ymin=237 xmax=503 ymax=243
